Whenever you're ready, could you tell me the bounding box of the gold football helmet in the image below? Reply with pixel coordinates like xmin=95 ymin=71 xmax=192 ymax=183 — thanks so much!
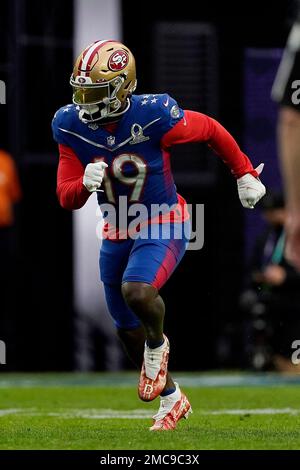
xmin=70 ymin=40 xmax=137 ymax=122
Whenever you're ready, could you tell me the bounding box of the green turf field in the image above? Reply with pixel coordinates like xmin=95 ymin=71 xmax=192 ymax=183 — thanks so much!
xmin=0 ymin=372 xmax=300 ymax=450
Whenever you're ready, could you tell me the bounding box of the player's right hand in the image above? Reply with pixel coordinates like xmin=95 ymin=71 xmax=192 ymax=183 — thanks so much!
xmin=83 ymin=161 xmax=108 ymax=192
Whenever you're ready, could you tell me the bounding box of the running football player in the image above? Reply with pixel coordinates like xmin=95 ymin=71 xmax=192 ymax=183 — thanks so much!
xmin=52 ymin=40 xmax=266 ymax=431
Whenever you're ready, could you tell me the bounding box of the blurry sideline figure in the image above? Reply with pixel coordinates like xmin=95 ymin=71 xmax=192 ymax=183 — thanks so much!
xmin=52 ymin=40 xmax=265 ymax=431
xmin=240 ymin=192 xmax=300 ymax=372
xmin=0 ymin=148 xmax=22 ymax=337
xmin=0 ymin=149 xmax=21 ymax=228
xmin=272 ymin=0 xmax=300 ymax=270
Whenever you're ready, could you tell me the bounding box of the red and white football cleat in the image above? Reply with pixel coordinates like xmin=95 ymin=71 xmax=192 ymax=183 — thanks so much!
xmin=138 ymin=335 xmax=170 ymax=402
xmin=149 ymin=383 xmax=192 ymax=431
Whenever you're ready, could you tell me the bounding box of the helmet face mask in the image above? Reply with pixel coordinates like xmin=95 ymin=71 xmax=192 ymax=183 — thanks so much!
xmin=70 ymin=40 xmax=137 ymax=123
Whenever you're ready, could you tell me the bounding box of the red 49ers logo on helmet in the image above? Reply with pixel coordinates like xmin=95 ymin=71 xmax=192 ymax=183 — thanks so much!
xmin=108 ymin=50 xmax=129 ymax=71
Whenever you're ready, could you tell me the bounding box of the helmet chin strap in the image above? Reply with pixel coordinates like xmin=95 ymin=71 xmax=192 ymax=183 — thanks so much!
xmin=78 ymin=98 xmax=131 ymax=124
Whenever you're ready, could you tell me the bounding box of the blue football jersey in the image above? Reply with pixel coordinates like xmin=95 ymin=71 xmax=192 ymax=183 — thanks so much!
xmin=52 ymin=93 xmax=184 ymax=217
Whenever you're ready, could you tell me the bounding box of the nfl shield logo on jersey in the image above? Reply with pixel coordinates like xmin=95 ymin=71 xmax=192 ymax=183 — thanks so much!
xmin=107 ymin=135 xmax=116 ymax=147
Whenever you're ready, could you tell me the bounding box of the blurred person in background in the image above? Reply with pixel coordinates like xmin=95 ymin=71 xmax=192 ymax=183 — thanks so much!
xmin=0 ymin=149 xmax=21 ymax=227
xmin=272 ymin=0 xmax=300 ymax=270
xmin=52 ymin=40 xmax=266 ymax=431
xmin=0 ymin=148 xmax=22 ymax=337
xmin=240 ymin=191 xmax=300 ymax=372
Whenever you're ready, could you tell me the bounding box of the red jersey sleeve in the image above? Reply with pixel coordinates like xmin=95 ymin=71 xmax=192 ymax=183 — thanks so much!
xmin=161 ymin=110 xmax=258 ymax=179
xmin=56 ymin=144 xmax=91 ymax=210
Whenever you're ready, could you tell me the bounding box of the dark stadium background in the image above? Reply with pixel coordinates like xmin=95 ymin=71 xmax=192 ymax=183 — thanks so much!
xmin=0 ymin=0 xmax=289 ymax=371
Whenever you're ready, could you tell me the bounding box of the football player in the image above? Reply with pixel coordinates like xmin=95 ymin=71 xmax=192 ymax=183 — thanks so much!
xmin=52 ymin=40 xmax=266 ymax=431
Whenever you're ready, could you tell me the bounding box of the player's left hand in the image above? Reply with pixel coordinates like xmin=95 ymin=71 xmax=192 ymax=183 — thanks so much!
xmin=237 ymin=163 xmax=266 ymax=209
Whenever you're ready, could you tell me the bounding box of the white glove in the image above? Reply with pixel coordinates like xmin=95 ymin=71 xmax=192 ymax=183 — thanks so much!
xmin=83 ymin=161 xmax=108 ymax=192
xmin=237 ymin=163 xmax=266 ymax=209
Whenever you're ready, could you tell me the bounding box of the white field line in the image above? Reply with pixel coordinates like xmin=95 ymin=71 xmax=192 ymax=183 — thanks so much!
xmin=45 ymin=409 xmax=152 ymax=419
xmin=1 ymin=408 xmax=300 ymax=419
xmin=0 ymin=408 xmax=152 ymax=419
xmin=202 ymin=408 xmax=300 ymax=416
xmin=0 ymin=409 xmax=29 ymax=417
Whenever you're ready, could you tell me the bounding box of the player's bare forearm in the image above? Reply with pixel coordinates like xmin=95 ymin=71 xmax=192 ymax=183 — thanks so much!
xmin=278 ymin=107 xmax=300 ymax=269
xmin=279 ymin=107 xmax=300 ymax=214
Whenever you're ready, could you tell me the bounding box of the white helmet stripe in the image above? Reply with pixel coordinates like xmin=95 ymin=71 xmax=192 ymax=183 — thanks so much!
xmin=79 ymin=40 xmax=110 ymax=77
